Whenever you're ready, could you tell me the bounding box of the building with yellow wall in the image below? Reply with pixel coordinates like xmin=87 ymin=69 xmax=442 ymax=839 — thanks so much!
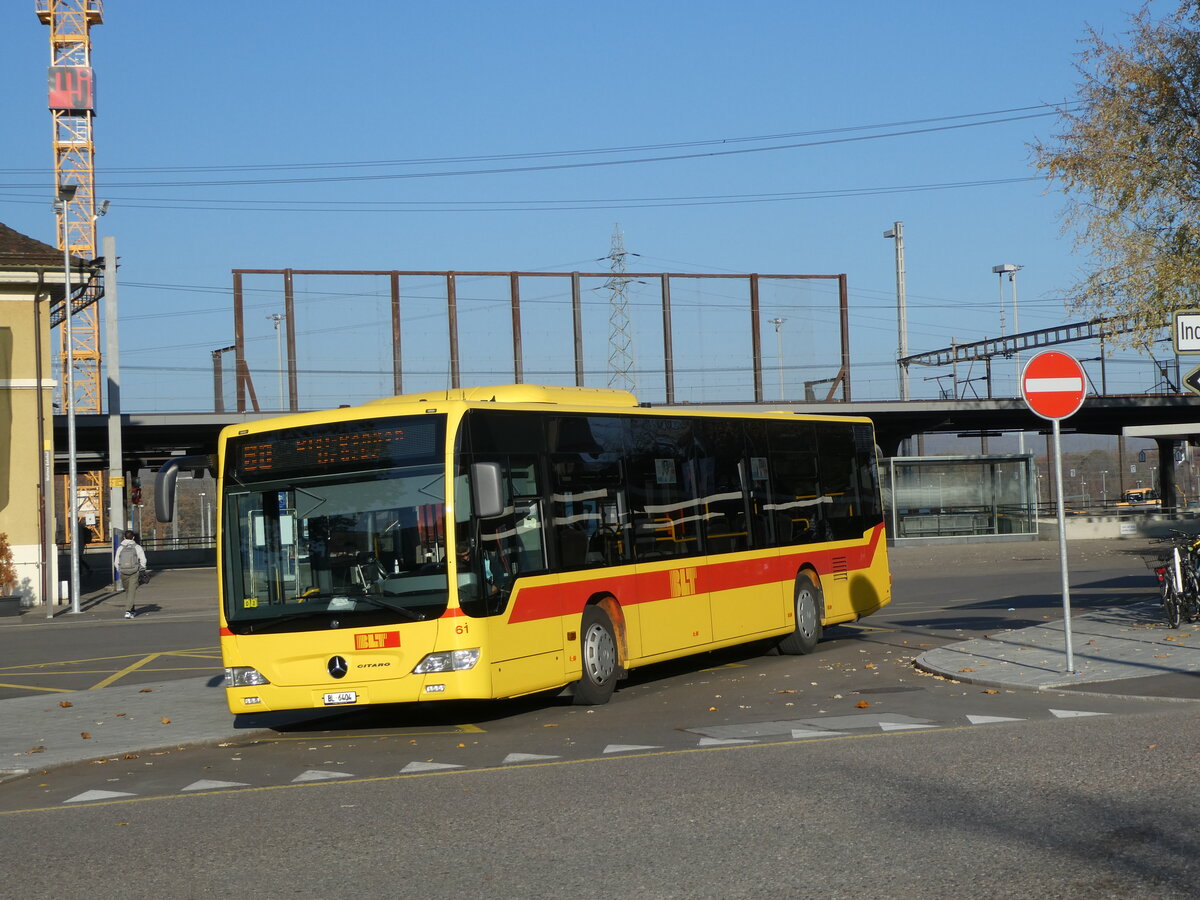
xmin=0 ymin=222 xmax=63 ymax=608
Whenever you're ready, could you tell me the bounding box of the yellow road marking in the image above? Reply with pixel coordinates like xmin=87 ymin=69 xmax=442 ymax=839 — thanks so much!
xmin=89 ymin=653 xmax=164 ymax=690
xmin=0 ymin=682 xmax=69 ymax=694
xmin=0 ymin=647 xmax=219 ymax=672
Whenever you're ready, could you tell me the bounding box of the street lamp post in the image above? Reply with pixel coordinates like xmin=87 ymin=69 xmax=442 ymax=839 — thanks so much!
xmin=768 ymin=317 xmax=786 ymax=400
xmin=55 ymin=184 xmax=83 ymax=614
xmin=267 ymin=313 xmax=284 ymax=409
xmin=884 ymin=223 xmax=909 ymax=401
xmin=992 ymin=264 xmax=1024 ymax=455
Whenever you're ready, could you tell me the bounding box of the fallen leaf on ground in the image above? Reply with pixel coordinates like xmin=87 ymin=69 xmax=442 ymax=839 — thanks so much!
xmin=80 ymin=732 xmax=91 ymax=739
xmin=26 ymin=746 xmax=45 ymax=754
xmin=160 ymin=717 xmax=171 ymax=725
xmin=856 ymin=700 xmax=870 ymax=708
xmin=959 ymin=668 xmax=976 ymax=673
xmin=59 ymin=701 xmax=72 ymax=708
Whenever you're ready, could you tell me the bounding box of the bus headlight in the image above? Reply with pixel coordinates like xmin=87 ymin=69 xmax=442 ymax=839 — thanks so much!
xmin=225 ymin=666 xmax=271 ymax=687
xmin=413 ymin=649 xmax=480 ymax=674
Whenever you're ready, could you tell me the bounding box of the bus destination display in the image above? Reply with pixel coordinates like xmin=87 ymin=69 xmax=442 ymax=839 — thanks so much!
xmin=231 ymin=417 xmax=441 ymax=479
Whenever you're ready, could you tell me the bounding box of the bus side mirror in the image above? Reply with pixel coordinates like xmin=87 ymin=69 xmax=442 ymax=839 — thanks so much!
xmin=155 ymin=454 xmax=214 ymax=523
xmin=471 ymin=462 xmax=504 ymax=519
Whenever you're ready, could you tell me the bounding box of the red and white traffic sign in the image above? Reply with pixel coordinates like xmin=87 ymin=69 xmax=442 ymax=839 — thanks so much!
xmin=1021 ymin=351 xmax=1087 ymax=420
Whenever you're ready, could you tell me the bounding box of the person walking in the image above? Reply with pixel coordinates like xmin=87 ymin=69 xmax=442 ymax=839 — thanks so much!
xmin=114 ymin=530 xmax=148 ymax=619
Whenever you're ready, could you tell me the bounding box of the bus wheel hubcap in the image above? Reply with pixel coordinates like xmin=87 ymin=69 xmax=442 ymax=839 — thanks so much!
xmin=797 ymin=589 xmax=817 ymax=637
xmin=583 ymin=623 xmax=616 ymax=684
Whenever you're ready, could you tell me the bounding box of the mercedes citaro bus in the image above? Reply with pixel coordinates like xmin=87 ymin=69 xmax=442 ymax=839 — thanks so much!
xmin=156 ymin=385 xmax=891 ymax=715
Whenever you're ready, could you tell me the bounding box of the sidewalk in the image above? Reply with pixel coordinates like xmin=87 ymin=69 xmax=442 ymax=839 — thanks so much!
xmin=916 ymin=600 xmax=1200 ymax=693
xmin=4 ymin=567 xmax=1199 ymax=780
xmin=0 ymin=567 xmax=282 ymax=780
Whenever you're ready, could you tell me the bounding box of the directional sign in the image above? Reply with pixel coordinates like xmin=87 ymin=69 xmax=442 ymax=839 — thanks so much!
xmin=1184 ymin=365 xmax=1200 ymax=397
xmin=1021 ymin=351 xmax=1087 ymax=421
xmin=1174 ymin=310 xmax=1200 ymax=354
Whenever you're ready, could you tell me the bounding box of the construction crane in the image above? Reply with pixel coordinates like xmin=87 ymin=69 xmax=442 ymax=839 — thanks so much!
xmin=37 ymin=0 xmax=108 ymax=540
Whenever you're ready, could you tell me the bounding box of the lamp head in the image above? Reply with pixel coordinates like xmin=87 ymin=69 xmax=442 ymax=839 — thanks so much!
xmin=56 ymin=184 xmax=78 ymax=203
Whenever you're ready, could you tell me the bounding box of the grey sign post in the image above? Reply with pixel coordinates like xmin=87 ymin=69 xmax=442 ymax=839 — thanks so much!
xmin=1021 ymin=351 xmax=1088 ymax=674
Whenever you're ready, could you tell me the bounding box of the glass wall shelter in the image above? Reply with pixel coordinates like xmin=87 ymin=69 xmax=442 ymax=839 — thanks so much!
xmin=886 ymin=455 xmax=1036 ymax=541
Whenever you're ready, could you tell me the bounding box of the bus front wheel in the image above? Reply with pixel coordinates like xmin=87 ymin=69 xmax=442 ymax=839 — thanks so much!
xmin=573 ymin=605 xmax=619 ymax=705
xmin=778 ymin=571 xmax=823 ymax=655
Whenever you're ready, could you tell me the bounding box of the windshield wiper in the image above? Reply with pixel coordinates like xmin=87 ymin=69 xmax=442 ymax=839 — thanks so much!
xmin=242 ymin=609 xmax=338 ymax=633
xmin=352 ymin=593 xmax=425 ymax=621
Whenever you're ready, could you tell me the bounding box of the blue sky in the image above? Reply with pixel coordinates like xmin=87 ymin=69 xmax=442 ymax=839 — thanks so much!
xmin=0 ymin=1 xmax=1168 ymax=411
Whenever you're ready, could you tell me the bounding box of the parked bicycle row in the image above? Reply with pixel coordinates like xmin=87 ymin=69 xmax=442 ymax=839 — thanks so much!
xmin=1151 ymin=530 xmax=1200 ymax=628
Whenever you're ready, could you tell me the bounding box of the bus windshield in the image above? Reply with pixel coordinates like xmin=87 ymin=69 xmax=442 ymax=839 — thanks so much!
xmin=223 ymin=464 xmax=450 ymax=632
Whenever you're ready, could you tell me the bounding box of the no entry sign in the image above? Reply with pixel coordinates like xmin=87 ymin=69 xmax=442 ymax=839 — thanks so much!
xmin=1021 ymin=351 xmax=1086 ymax=421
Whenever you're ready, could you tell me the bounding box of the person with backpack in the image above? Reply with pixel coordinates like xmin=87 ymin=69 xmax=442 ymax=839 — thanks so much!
xmin=114 ymin=531 xmax=148 ymax=619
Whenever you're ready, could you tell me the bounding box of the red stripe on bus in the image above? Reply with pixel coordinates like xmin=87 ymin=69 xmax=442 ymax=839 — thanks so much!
xmin=506 ymin=523 xmax=884 ymax=625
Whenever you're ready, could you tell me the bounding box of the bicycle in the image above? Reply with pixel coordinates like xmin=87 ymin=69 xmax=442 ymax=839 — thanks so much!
xmin=1152 ymin=530 xmax=1200 ymax=628
xmin=1154 ymin=550 xmax=1184 ymax=629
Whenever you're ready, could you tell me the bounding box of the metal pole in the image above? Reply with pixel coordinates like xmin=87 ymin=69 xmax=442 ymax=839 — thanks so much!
xmin=267 ymin=313 xmax=284 ymax=409
xmin=838 ymin=274 xmax=851 ymax=401
xmin=509 ymin=273 xmax=523 ymax=384
xmin=34 ymin=280 xmax=52 ymax=617
xmin=284 ymin=269 xmax=298 ymax=411
xmin=884 ymin=223 xmax=908 ymax=400
xmin=390 ymin=272 xmax=403 ymax=395
xmin=570 ymin=273 xmax=583 ymax=386
xmin=104 ymin=237 xmax=125 ymax=564
xmin=447 ymin=273 xmax=460 ymax=389
xmin=1011 ymin=270 xmax=1025 ymax=456
xmin=1052 ymin=418 xmax=1075 ymax=673
xmin=750 ymin=275 xmax=762 ymax=403
xmin=59 ymin=198 xmax=83 ymax=615
xmin=769 ymin=317 xmax=786 ymax=400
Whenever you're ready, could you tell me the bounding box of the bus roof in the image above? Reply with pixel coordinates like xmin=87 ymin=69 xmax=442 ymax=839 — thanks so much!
xmin=362 ymin=384 xmax=639 ymax=408
xmin=221 ymin=385 xmax=875 ymax=443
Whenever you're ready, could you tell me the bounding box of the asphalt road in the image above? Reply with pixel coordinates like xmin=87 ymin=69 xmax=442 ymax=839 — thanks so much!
xmin=2 ymin=539 xmax=1197 ymax=895
xmin=3 ymin=705 xmax=1197 ymax=898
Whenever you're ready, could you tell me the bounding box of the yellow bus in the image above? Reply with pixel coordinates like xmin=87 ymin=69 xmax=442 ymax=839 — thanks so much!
xmin=156 ymin=385 xmax=891 ymax=715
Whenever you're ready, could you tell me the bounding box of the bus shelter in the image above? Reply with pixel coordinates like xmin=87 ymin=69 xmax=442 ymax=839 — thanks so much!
xmin=885 ymin=455 xmax=1036 ymax=541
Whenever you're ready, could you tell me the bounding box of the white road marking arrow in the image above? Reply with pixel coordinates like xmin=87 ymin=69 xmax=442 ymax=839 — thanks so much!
xmin=400 ymin=761 xmax=463 ymax=773
xmin=292 ymin=769 xmax=354 ymax=782
xmin=966 ymin=715 xmax=1026 ymax=725
xmin=182 ymin=779 xmax=251 ymax=791
xmin=1049 ymin=709 xmax=1109 ymax=718
xmin=502 ymin=753 xmax=561 ymax=764
xmin=64 ymin=789 xmax=136 ymax=803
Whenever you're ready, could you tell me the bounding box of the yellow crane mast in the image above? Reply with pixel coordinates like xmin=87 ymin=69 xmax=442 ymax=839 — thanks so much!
xmin=37 ymin=0 xmax=108 ymax=541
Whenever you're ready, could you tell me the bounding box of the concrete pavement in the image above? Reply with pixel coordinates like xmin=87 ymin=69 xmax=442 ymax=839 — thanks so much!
xmin=915 ymin=599 xmax=1200 ymax=693
xmin=2 ymin=560 xmax=1198 ymax=781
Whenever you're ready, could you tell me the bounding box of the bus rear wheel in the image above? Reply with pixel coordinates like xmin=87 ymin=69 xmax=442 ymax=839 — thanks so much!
xmin=778 ymin=571 xmax=823 ymax=655
xmin=573 ymin=605 xmax=619 ymax=705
